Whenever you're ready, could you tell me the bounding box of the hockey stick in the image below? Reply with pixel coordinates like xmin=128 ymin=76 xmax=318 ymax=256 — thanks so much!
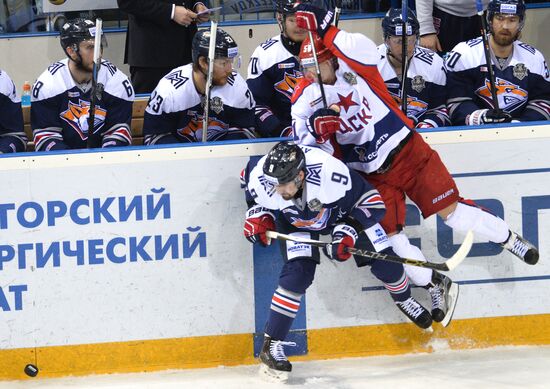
xmin=476 ymin=0 xmax=502 ymax=114
xmin=201 ymin=1 xmax=221 ymax=142
xmin=400 ymin=1 xmax=409 ymax=115
xmin=87 ymin=18 xmax=103 ymax=148
xmin=308 ymin=30 xmax=328 ymax=108
xmin=266 ymin=230 xmax=474 ymax=271
xmin=334 ymin=0 xmax=342 ymax=27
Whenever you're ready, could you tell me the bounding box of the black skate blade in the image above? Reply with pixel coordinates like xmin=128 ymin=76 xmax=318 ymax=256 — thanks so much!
xmin=259 ymin=363 xmax=290 ymax=383
xmin=441 ymin=282 xmax=460 ymax=327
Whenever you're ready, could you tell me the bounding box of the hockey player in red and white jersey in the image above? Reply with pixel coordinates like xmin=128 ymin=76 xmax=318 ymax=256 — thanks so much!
xmin=446 ymin=0 xmax=550 ymax=125
xmin=32 ymin=19 xmax=134 ymax=151
xmin=292 ymin=2 xmax=539 ymax=322
xmin=143 ymin=28 xmax=256 ymax=144
xmin=377 ymin=8 xmax=450 ymax=128
xmin=0 ymin=69 xmax=26 ymax=153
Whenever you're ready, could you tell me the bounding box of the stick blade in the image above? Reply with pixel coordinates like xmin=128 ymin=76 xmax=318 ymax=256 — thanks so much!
xmin=444 ymin=230 xmax=474 ymax=271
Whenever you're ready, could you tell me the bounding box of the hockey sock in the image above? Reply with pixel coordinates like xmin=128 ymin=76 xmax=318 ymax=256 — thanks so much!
xmin=383 ymin=272 xmax=411 ymax=303
xmin=389 ymin=232 xmax=432 ymax=287
xmin=264 ymin=286 xmax=303 ymax=341
xmin=444 ymin=202 xmax=509 ymax=243
xmin=370 ymin=253 xmax=411 ymax=302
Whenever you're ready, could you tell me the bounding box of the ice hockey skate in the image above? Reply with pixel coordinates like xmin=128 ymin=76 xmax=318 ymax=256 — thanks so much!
xmin=395 ymin=297 xmax=433 ymax=330
xmin=502 ymin=231 xmax=539 ymax=265
xmin=428 ymin=271 xmax=459 ymax=327
xmin=258 ymin=335 xmax=296 ymax=382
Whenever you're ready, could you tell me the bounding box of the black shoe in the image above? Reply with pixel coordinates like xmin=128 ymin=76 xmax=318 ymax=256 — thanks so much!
xmin=395 ymin=297 xmax=433 ymax=329
xmin=502 ymin=231 xmax=539 ymax=265
xmin=258 ymin=335 xmax=296 ymax=382
xmin=428 ymin=271 xmax=459 ymax=327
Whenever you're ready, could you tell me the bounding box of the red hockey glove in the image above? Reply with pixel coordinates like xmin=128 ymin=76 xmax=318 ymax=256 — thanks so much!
xmin=295 ymin=3 xmax=335 ymax=38
xmin=244 ymin=205 xmax=275 ymax=246
xmin=308 ymin=108 xmax=340 ymax=143
xmin=323 ymin=224 xmax=358 ymax=261
xmin=466 ymin=109 xmax=512 ymax=125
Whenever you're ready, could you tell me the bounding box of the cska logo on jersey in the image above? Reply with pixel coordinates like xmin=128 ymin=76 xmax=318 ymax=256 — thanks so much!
xmin=476 ymin=77 xmax=528 ymax=111
xmin=60 ymin=100 xmax=106 ymax=139
xmin=274 ymin=70 xmax=302 ymax=99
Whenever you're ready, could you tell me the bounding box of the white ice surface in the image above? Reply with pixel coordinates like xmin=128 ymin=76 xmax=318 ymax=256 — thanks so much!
xmin=2 ymin=345 xmax=550 ymax=389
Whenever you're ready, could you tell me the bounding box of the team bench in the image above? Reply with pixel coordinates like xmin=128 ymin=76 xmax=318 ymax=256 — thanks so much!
xmin=21 ymin=96 xmax=149 ymax=150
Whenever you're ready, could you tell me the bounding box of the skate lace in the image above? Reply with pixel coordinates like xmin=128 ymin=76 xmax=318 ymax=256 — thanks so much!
xmin=429 ymin=285 xmax=444 ymax=310
xmin=398 ymin=298 xmax=425 ymax=319
xmin=270 ymin=340 xmax=297 ymax=362
xmin=510 ymin=237 xmax=529 ymax=258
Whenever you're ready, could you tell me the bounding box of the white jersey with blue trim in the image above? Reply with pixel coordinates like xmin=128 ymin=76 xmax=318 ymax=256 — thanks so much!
xmin=244 ymin=145 xmax=386 ymax=233
xmin=143 ymin=64 xmax=256 ymax=144
xmin=446 ymin=37 xmax=550 ymax=123
xmin=377 ymin=44 xmax=450 ymax=127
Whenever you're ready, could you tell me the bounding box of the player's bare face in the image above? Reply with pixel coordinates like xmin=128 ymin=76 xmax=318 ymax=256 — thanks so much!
xmin=303 ymin=60 xmax=336 ymax=85
xmin=75 ymin=40 xmax=97 ymax=73
xmin=212 ymin=58 xmax=234 ymax=86
xmin=491 ymin=14 xmax=520 ymax=47
xmin=386 ymin=35 xmax=416 ymax=62
xmin=275 ymin=171 xmax=304 ymax=200
xmin=275 ymin=180 xmax=300 ymax=200
xmin=284 ymin=15 xmax=307 ymax=43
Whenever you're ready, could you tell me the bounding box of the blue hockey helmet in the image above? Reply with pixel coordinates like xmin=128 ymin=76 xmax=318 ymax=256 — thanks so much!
xmin=263 ymin=142 xmax=306 ymax=185
xmin=191 ymin=28 xmax=239 ymax=66
xmin=381 ymin=8 xmax=420 ymax=39
xmin=487 ymin=0 xmax=526 ymax=30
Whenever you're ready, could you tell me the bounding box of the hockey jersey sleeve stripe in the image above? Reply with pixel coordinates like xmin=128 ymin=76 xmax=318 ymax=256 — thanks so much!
xmin=323 ymin=27 xmax=414 ymax=129
xmin=33 ymin=128 xmax=64 ymax=150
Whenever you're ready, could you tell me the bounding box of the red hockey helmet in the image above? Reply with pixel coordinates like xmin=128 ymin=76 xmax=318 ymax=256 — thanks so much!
xmin=299 ymin=34 xmax=335 ymax=68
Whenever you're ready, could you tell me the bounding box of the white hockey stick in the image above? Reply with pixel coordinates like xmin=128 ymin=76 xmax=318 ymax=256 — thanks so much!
xmin=201 ymin=2 xmax=221 ymax=142
xmin=266 ymin=230 xmax=474 ymax=271
xmin=87 ymin=18 xmax=103 ymax=148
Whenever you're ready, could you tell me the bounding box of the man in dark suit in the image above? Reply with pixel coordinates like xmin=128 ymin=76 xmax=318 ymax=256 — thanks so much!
xmin=118 ymin=0 xmax=209 ymax=94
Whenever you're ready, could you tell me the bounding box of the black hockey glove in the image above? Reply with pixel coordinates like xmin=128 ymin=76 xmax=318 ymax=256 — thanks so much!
xmin=466 ymin=109 xmax=512 ymax=125
xmin=295 ymin=3 xmax=335 ymax=38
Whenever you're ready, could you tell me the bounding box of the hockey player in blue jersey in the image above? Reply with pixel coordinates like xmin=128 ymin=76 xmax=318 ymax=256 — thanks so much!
xmin=242 ymin=141 xmax=445 ymax=380
xmin=143 ymin=28 xmax=256 ymax=144
xmin=246 ymin=0 xmax=307 ymax=137
xmin=0 ymin=69 xmax=26 ymax=153
xmin=31 ymin=19 xmax=134 ymax=151
xmin=446 ymin=0 xmax=550 ymax=125
xmin=377 ymin=8 xmax=450 ymax=128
